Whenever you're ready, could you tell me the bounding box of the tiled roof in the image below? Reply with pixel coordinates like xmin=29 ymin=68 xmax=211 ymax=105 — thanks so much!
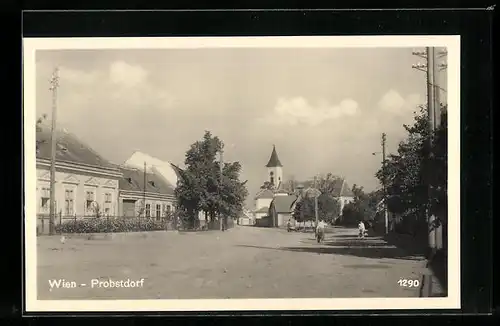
xmin=254 ymin=206 xmax=269 ymax=214
xmin=275 ymin=188 xmax=289 ymax=194
xmin=119 ymin=167 xmax=175 ymax=196
xmin=36 ymin=124 xmax=116 ymax=169
xmin=271 ymin=195 xmax=298 ymax=213
xmin=255 ymin=189 xmax=274 ymax=200
xmin=293 ymin=177 xmax=354 ymax=197
xmin=340 ymin=181 xmax=355 ymax=197
xmin=265 ymin=145 xmax=283 ymax=167
xmin=124 ymin=151 xmax=180 ymax=188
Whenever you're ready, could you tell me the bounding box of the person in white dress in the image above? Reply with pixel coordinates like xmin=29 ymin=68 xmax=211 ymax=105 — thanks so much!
xmin=316 ymin=220 xmax=327 ymax=243
xmin=358 ymin=220 xmax=366 ymax=239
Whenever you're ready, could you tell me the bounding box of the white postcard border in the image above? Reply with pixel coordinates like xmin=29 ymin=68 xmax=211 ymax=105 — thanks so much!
xmin=23 ymin=35 xmax=461 ymax=312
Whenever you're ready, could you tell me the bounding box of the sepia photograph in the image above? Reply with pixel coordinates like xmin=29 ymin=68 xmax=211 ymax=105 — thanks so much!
xmin=24 ymin=36 xmax=460 ymax=312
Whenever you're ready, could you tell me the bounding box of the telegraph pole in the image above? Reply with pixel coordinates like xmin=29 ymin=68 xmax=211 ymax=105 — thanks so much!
xmin=48 ymin=67 xmax=59 ymax=236
xmin=435 ymin=48 xmax=448 ymax=130
xmin=314 ymin=176 xmax=319 ymax=228
xmin=143 ymin=162 xmax=147 ymax=217
xmin=381 ymin=133 xmax=388 ymax=234
xmin=219 ymin=149 xmax=224 ymax=231
xmin=426 ymin=47 xmax=438 ymax=253
xmin=413 ymin=47 xmax=438 ymax=252
xmin=434 ymin=48 xmax=447 ymax=251
xmin=427 ymin=47 xmax=437 ymax=131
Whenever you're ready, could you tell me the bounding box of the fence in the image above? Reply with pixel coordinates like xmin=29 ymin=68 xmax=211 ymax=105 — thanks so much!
xmin=184 ymin=217 xmax=235 ymax=231
xmin=36 ymin=214 xmax=235 ymax=235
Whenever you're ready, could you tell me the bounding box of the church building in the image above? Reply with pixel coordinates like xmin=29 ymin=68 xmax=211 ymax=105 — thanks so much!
xmin=252 ymin=145 xmax=356 ymax=228
xmin=253 ymin=145 xmax=298 ymax=227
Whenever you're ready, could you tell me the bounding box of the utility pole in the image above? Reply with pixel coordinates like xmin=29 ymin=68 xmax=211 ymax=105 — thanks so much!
xmin=314 ymin=176 xmax=319 ymax=228
xmin=434 ymin=48 xmax=447 ymax=251
xmin=429 ymin=46 xmax=446 ymax=254
xmin=427 ymin=47 xmax=437 ymax=131
xmin=413 ymin=47 xmax=448 ymax=254
xmin=143 ymin=162 xmax=146 ymax=218
xmin=435 ymin=48 xmax=448 ymax=129
xmin=48 ymin=67 xmax=59 ymax=236
xmin=219 ymin=149 xmax=224 ymax=231
xmin=413 ymin=47 xmax=438 ymax=253
xmin=381 ymin=133 xmax=388 ymax=234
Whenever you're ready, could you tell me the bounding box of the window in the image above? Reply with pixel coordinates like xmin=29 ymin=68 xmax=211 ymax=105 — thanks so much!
xmin=156 ymin=204 xmax=161 ymax=221
xmin=145 ymin=204 xmax=151 ymax=218
xmin=64 ymin=189 xmax=74 ymax=216
xmin=166 ymin=205 xmax=171 ymax=213
xmin=103 ymin=192 xmax=112 ymax=216
xmin=85 ymin=190 xmax=95 ymax=215
xmin=40 ymin=187 xmax=50 ymax=212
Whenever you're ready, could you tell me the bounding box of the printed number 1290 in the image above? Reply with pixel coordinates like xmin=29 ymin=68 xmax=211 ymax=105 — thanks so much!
xmin=398 ymin=279 xmax=420 ymax=288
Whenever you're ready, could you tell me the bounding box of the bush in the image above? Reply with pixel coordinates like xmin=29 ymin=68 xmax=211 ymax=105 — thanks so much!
xmin=55 ymin=217 xmax=170 ymax=234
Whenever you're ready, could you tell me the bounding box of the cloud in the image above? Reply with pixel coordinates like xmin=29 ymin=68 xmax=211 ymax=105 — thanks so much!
xmin=37 ymin=60 xmax=177 ymax=149
xmin=56 ymin=61 xmax=175 ymax=112
xmin=378 ymin=89 xmax=423 ymax=115
xmin=262 ymin=97 xmax=359 ymax=127
xmin=58 ymin=67 xmax=98 ymax=84
xmin=109 ymin=61 xmax=148 ymax=87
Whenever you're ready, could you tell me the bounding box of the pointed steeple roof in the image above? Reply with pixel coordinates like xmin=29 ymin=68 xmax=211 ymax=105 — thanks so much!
xmin=265 ymin=145 xmax=283 ymax=167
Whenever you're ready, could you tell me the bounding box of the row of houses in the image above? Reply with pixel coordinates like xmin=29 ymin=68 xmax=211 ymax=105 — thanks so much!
xmin=239 ymin=145 xmax=356 ymax=227
xmin=36 ymin=124 xmax=355 ymax=229
xmin=36 ymin=124 xmax=180 ymax=220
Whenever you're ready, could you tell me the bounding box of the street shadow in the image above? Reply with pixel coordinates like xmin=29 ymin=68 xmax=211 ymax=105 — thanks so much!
xmin=427 ymin=250 xmax=447 ymax=292
xmin=325 ymin=234 xmax=366 ymax=239
xmin=324 ymin=241 xmax=400 ymax=248
xmin=375 ymin=230 xmax=448 ymax=292
xmin=236 ymin=244 xmax=425 ymax=261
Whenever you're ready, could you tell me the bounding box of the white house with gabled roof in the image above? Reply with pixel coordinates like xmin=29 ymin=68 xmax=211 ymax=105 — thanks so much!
xmin=36 ymin=125 xmax=122 ymax=231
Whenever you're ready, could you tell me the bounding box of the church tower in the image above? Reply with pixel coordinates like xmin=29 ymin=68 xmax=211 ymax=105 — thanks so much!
xmin=266 ymin=145 xmax=283 ymax=189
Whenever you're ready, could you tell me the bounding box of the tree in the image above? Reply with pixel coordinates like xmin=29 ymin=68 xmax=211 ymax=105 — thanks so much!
xmin=293 ymin=193 xmax=341 ymax=227
xmin=260 ymin=181 xmax=275 ymax=190
xmin=429 ymin=109 xmax=447 ymax=226
xmin=175 ymin=131 xmax=248 ymax=229
xmin=292 ymin=197 xmax=315 ymax=229
xmin=340 ymin=185 xmax=375 ymax=226
xmin=315 ymin=173 xmax=343 ymax=194
xmin=174 ymin=167 xmax=204 ymax=228
xmin=317 ymin=194 xmax=341 ymax=224
xmin=292 ymin=173 xmax=344 ymax=228
xmin=36 ymin=114 xmax=47 ymax=154
xmin=288 ymin=175 xmax=297 ymax=193
xmin=375 ymin=104 xmax=448 ymax=235
xmin=220 ymin=162 xmax=249 ymax=222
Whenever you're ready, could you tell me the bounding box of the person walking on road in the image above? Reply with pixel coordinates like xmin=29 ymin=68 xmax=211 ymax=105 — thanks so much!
xmin=316 ymin=219 xmax=327 ymax=243
xmin=358 ymin=220 xmax=366 ymax=239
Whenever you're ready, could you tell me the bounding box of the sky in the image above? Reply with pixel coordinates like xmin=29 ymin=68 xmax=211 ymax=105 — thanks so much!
xmin=35 ymin=47 xmax=447 ymax=207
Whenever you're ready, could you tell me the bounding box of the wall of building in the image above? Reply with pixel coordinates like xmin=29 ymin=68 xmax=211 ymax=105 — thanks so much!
xmin=118 ymin=193 xmax=176 ymax=218
xmin=255 ymin=198 xmax=273 ymax=211
xmin=238 ymin=217 xmax=254 ymax=226
xmin=36 ymin=167 xmax=120 ymax=218
xmin=277 ymin=213 xmax=292 ymax=227
xmin=267 ymin=166 xmax=283 ymax=189
xmin=138 ymin=199 xmax=176 ymax=219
